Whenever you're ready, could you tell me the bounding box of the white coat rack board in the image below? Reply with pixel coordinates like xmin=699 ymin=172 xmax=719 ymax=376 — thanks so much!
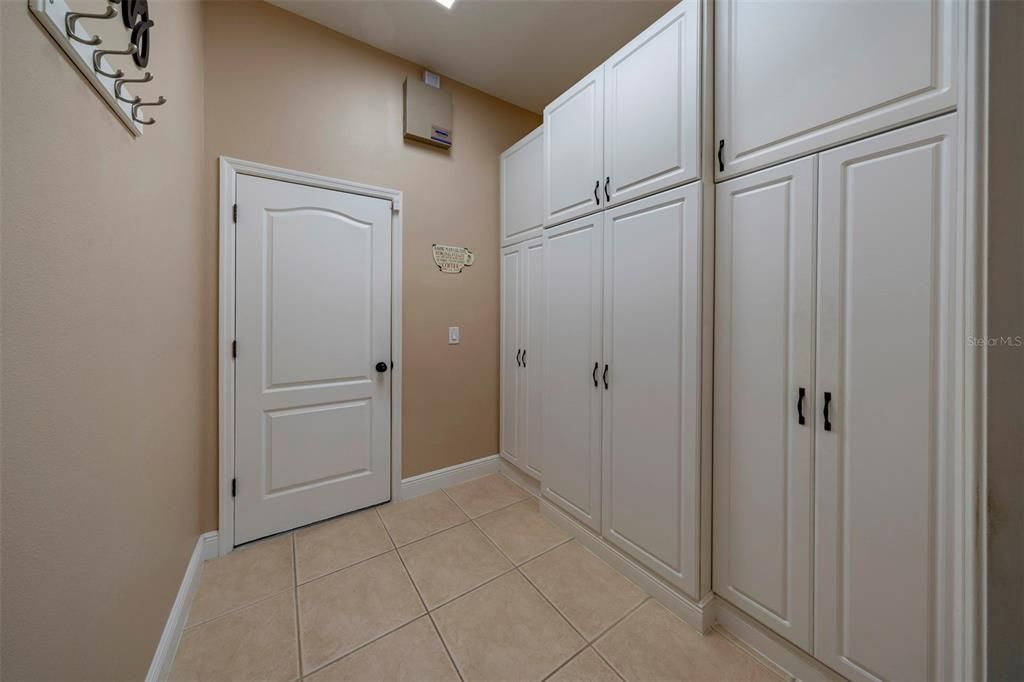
xmin=29 ymin=0 xmax=164 ymax=136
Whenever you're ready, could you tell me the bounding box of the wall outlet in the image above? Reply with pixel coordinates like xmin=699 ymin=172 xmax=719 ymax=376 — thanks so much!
xmin=448 ymin=326 xmax=460 ymax=344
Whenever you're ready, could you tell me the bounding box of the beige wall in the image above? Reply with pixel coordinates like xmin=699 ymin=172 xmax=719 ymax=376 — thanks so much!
xmin=0 ymin=1 xmax=210 ymax=679
xmin=201 ymin=3 xmax=540 ymax=503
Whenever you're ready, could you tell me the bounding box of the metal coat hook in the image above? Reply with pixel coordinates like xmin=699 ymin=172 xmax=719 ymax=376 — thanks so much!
xmin=64 ymin=5 xmax=117 ymax=46
xmin=132 ymin=96 xmax=165 ymax=125
xmin=114 ymin=71 xmax=152 ymax=104
xmin=92 ymin=43 xmax=136 ymax=79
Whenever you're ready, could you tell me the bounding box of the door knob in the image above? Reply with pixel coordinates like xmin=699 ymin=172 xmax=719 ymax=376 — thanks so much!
xmin=375 ymin=362 xmax=388 ymax=373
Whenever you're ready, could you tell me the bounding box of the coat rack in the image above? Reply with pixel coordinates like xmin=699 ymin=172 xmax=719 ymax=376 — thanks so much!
xmin=29 ymin=0 xmax=165 ymax=136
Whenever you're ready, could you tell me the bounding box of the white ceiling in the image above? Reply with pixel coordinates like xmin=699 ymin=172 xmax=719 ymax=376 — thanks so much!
xmin=267 ymin=0 xmax=676 ymax=113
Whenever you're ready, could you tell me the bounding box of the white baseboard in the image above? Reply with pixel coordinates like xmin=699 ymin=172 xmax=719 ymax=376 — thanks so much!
xmin=146 ymin=531 xmax=218 ymax=682
xmin=539 ymin=498 xmax=715 ymax=634
xmin=714 ymin=598 xmax=842 ymax=682
xmin=497 ymin=458 xmax=541 ymax=497
xmin=397 ymin=454 xmax=500 ymax=501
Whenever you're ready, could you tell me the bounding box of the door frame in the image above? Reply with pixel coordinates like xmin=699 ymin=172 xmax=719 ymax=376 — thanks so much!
xmin=217 ymin=156 xmax=404 ymax=557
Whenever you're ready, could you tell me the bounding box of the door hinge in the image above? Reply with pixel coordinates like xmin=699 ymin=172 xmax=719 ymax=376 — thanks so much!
xmin=231 ymin=478 xmax=237 ymax=497
xmin=232 ymin=340 xmax=237 ymax=358
xmin=233 ymin=203 xmax=237 ymax=223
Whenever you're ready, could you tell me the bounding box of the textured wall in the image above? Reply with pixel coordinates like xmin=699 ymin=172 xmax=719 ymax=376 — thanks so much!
xmin=0 ymin=1 xmax=210 ymax=678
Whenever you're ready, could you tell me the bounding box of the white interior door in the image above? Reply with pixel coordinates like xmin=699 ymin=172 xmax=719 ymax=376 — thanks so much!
xmin=234 ymin=174 xmax=392 ymax=545
xmin=500 ymin=245 xmax=523 ymax=468
xmin=814 ymin=114 xmax=958 ymax=682
xmin=713 ymin=157 xmax=816 ymax=650
xmin=541 ymin=214 xmax=603 ymax=531
xmin=544 ymin=67 xmax=604 ymax=226
xmin=603 ymin=0 xmax=700 ymax=207
xmin=521 ymin=237 xmax=545 ymax=479
xmin=601 ymin=183 xmax=702 ymax=597
xmin=715 ymin=0 xmax=957 ymax=179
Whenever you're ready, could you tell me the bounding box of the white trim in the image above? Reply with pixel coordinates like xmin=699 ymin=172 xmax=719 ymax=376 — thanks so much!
xmin=498 ymin=458 xmax=541 ymax=497
xmin=714 ymin=598 xmax=843 ymax=682
xmin=146 ymin=531 xmax=218 ymax=682
xmin=539 ymin=498 xmax=715 ymax=634
xmin=397 ymin=454 xmax=500 ymax=501
xmin=218 ymin=157 xmax=403 ymax=557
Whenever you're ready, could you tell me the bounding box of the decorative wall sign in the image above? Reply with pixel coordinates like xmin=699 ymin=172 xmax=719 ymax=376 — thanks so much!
xmin=432 ymin=244 xmax=475 ymax=274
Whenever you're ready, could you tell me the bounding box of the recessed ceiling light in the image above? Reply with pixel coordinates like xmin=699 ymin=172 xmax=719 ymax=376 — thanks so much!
xmin=434 ymin=0 xmax=456 ymax=8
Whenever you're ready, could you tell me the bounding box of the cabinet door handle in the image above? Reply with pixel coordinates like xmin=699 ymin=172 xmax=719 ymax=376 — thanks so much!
xmin=522 ymin=349 xmax=526 ymax=367
xmin=593 ymin=180 xmax=600 ymax=205
xmin=797 ymin=387 xmax=806 ymax=425
xmin=603 ymin=364 xmax=609 ymax=390
xmin=604 ymin=176 xmax=610 ymax=202
xmin=593 ymin=362 xmax=599 ymax=387
xmin=718 ymin=139 xmax=725 ymax=172
xmin=516 ymin=349 xmax=522 ymax=367
xmin=823 ymin=391 xmax=832 ymax=431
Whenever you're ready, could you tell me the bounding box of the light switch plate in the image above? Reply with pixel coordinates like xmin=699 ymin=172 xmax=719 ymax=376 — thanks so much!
xmin=448 ymin=326 xmax=460 ymax=344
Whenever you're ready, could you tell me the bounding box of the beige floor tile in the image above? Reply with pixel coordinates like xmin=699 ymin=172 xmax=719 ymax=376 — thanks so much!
xmin=187 ymin=534 xmax=294 ymax=627
xmin=475 ymin=497 xmax=569 ymax=564
xmin=549 ymin=648 xmax=621 ymax=682
xmin=521 ymin=541 xmax=646 ymax=641
xmin=432 ymin=571 xmax=585 ymax=681
xmin=305 ymin=616 xmax=459 ymax=682
xmin=295 ymin=508 xmax=394 ymax=583
xmin=399 ymin=523 xmax=513 ymax=608
xmin=443 ymin=474 xmax=530 ymax=518
xmin=595 ymin=600 xmax=782 ymax=681
xmin=298 ymin=551 xmax=425 ymax=672
xmin=378 ymin=490 xmax=469 ymax=546
xmin=171 ymin=590 xmax=298 ymax=682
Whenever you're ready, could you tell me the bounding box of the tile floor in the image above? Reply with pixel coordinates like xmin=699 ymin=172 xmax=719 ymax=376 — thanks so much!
xmin=170 ymin=473 xmax=782 ymax=681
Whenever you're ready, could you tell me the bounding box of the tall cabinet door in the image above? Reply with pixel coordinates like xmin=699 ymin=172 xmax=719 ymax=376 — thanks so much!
xmin=499 ymin=245 xmax=522 ymax=469
xmin=603 ymin=0 xmax=700 ymax=207
xmin=715 ymin=0 xmax=957 ymax=179
xmin=713 ymin=158 xmax=816 ymax=650
xmin=521 ymin=237 xmax=545 ymax=479
xmin=544 ymin=68 xmax=604 ymax=227
xmin=541 ymin=214 xmax=603 ymax=531
xmin=501 ymin=127 xmax=545 ymax=246
xmin=601 ymin=183 xmax=702 ymax=596
xmin=815 ymin=114 xmax=958 ymax=682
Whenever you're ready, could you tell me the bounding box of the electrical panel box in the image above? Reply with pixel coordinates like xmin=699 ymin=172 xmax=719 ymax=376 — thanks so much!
xmin=404 ymin=77 xmax=452 ymax=149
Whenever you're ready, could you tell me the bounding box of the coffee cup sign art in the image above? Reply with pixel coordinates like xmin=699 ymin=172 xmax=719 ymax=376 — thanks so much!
xmin=432 ymin=244 xmax=475 ymax=274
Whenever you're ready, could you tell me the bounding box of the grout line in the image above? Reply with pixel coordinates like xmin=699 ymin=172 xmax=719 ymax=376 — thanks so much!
xmin=300 ymin=612 xmax=426 ymax=679
xmin=427 ymin=611 xmax=464 ymax=682
xmin=183 ymin=585 xmax=296 ymax=631
xmin=540 ymin=643 xmax=592 ymax=682
xmin=291 ymin=534 xmax=305 ymax=680
xmin=439 ymin=478 xmax=532 ymax=521
xmin=588 ymin=596 xmax=649 ymax=645
xmin=376 ymin=508 xmax=429 ymax=614
xmin=388 ymin=516 xmax=474 ymax=551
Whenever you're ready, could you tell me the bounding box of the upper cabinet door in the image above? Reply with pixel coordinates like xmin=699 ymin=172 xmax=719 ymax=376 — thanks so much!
xmin=715 ymin=0 xmax=957 ymax=179
xmin=604 ymin=0 xmax=700 ymax=207
xmin=713 ymin=157 xmax=815 ymax=651
xmin=544 ymin=68 xmax=605 ymax=227
xmin=601 ymin=183 xmax=702 ymax=597
xmin=815 ymin=114 xmax=958 ymax=682
xmin=541 ymin=214 xmax=604 ymax=531
xmin=501 ymin=127 xmax=545 ymax=246
xmin=499 ymin=246 xmax=522 ymax=469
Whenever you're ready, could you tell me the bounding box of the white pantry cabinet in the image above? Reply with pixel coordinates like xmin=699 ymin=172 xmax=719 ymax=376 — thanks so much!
xmin=814 ymin=114 xmax=958 ymax=682
xmin=713 ymin=157 xmax=816 ymax=650
xmin=715 ymin=0 xmax=958 ymax=179
xmin=603 ymin=0 xmax=701 ymax=206
xmin=544 ymin=0 xmax=702 ymax=226
xmin=501 ymin=126 xmax=545 ymax=247
xmin=544 ymin=68 xmax=605 ymax=227
xmin=541 ymin=213 xmax=604 ymax=531
xmin=500 ymin=237 xmax=545 ymax=479
xmin=601 ymin=182 xmax=703 ymax=597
